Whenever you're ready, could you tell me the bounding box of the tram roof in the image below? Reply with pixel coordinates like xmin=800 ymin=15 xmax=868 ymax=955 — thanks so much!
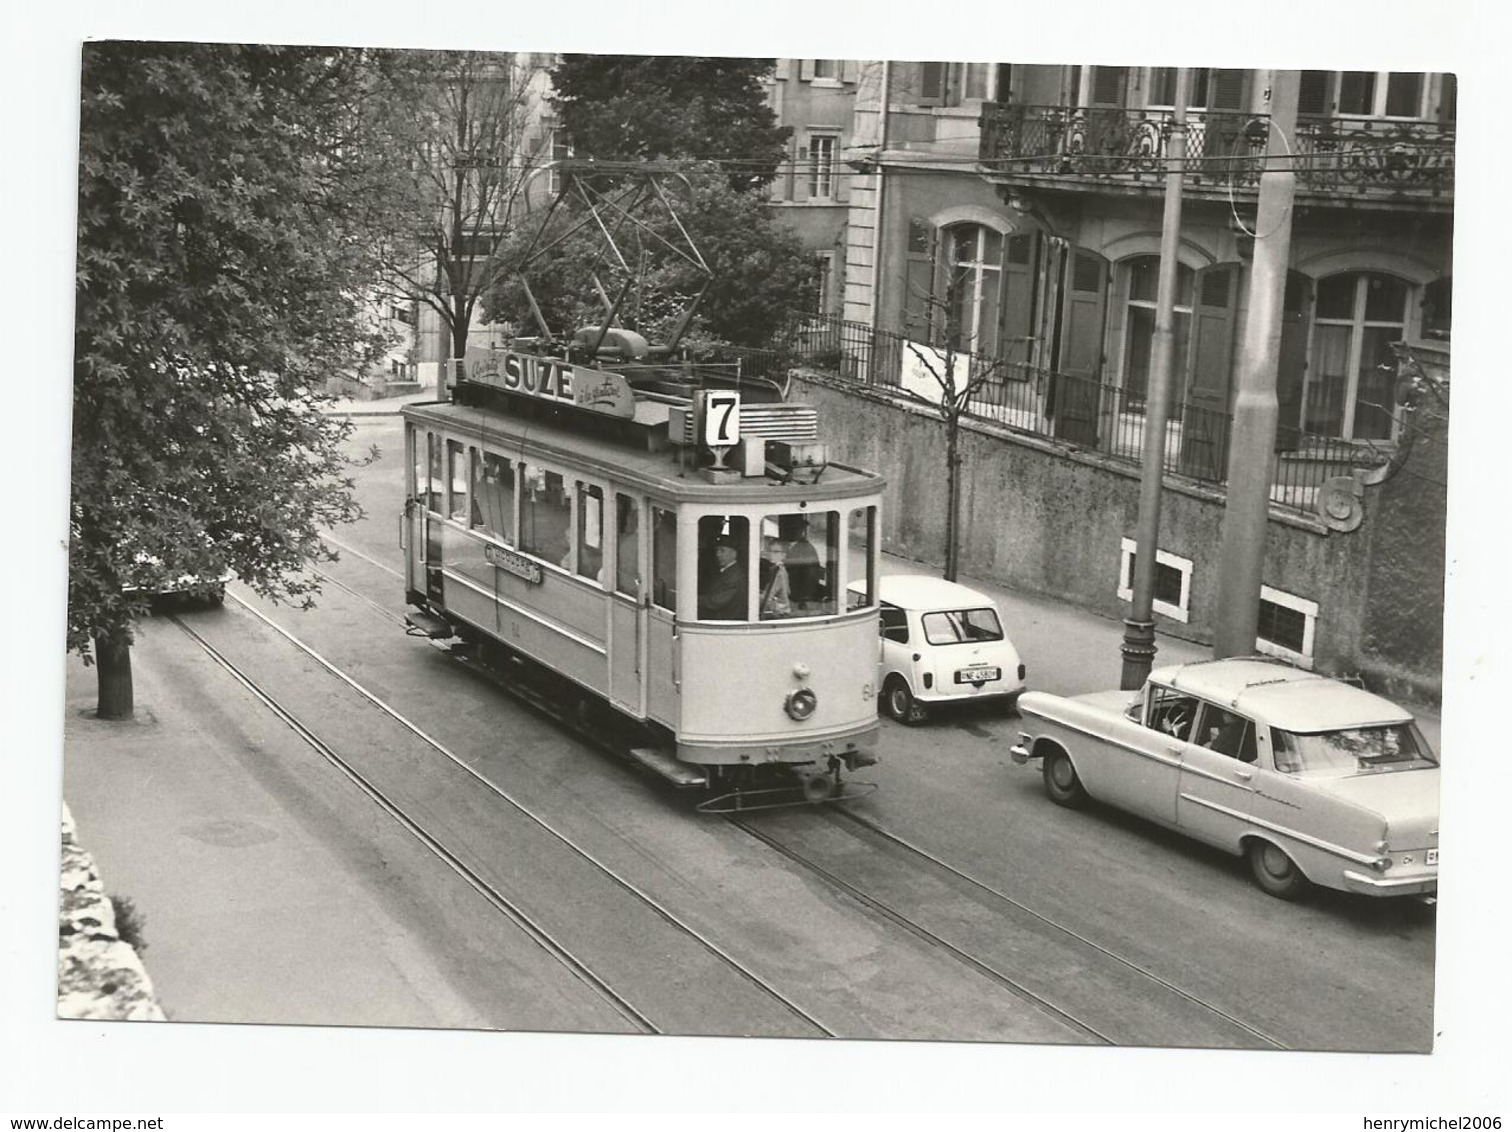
xmin=403 ymin=399 xmax=886 ymax=503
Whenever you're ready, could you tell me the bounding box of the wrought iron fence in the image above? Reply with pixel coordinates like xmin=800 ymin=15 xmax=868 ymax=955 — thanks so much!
xmin=781 ymin=310 xmax=1391 ymax=519
xmin=979 ymin=104 xmax=1454 ymax=198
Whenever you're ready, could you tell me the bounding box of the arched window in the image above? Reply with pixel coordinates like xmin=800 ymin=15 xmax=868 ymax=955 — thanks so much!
xmin=1120 ymin=256 xmax=1194 ymax=410
xmin=1306 ymin=272 xmax=1410 ymax=440
xmin=942 ymin=224 xmax=1004 ymax=356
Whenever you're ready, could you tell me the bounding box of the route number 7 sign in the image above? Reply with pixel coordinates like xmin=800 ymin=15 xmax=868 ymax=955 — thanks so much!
xmin=699 ymin=390 xmax=741 ymax=449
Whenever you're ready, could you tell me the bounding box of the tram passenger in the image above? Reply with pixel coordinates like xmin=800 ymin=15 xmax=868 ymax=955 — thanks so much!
xmin=780 ymin=516 xmax=823 ymax=607
xmin=698 ymin=536 xmax=747 ymax=620
xmin=760 ymin=537 xmax=792 ymax=619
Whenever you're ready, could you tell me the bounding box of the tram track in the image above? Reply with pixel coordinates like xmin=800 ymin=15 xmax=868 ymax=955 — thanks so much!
xmin=822 ymin=806 xmax=1291 ymax=1048
xmin=169 ymin=595 xmax=837 ymax=1038
xmin=302 ymin=533 xmax=1290 ymax=1046
xmin=729 ymin=807 xmax=1291 ymax=1049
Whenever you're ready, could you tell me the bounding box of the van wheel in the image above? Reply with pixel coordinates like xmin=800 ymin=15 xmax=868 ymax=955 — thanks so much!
xmin=1246 ymin=840 xmax=1309 ymax=900
xmin=883 ymin=677 xmax=924 ymax=724
xmin=1042 ymin=748 xmax=1089 ymax=808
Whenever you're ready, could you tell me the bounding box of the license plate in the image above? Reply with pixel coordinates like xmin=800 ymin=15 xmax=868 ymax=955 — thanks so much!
xmin=956 ymin=666 xmax=1000 ymax=684
xmin=1426 ymin=848 xmax=1438 ymax=865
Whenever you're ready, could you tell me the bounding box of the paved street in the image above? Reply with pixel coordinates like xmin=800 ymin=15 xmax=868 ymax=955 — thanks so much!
xmin=56 ymin=405 xmax=1441 ymax=1058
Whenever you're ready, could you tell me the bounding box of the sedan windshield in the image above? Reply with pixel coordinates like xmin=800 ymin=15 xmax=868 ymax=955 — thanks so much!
xmin=1271 ymin=724 xmax=1438 ymax=775
xmin=921 ymin=608 xmax=1004 ymax=646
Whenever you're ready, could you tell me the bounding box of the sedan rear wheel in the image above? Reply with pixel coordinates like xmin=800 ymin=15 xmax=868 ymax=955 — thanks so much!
xmin=1246 ymin=840 xmax=1309 ymax=900
xmin=1042 ymin=747 xmax=1089 ymax=808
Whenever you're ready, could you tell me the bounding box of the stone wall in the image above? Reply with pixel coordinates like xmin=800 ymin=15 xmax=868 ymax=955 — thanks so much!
xmin=793 ymin=358 xmax=1447 ymax=708
xmin=57 ymin=804 xmax=164 ymax=1021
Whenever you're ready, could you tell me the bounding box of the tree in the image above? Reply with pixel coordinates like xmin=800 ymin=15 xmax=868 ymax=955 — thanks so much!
xmin=485 ymin=164 xmax=815 ymax=350
xmin=73 ymin=42 xmax=389 ymax=719
xmin=366 ymin=50 xmax=556 ymax=385
xmin=549 ymin=56 xmax=789 ymax=191
xmin=901 ymin=270 xmax=1023 ymax=581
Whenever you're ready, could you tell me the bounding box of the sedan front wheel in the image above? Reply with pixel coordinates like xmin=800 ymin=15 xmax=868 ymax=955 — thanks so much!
xmin=1042 ymin=747 xmax=1089 ymax=808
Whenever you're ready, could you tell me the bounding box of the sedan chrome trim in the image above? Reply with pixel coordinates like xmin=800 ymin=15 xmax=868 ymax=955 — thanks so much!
xmin=1177 ymin=792 xmax=1383 ymax=868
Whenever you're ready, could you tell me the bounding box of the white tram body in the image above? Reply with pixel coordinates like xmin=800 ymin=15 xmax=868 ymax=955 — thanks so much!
xmin=401 ymin=345 xmax=886 ymax=802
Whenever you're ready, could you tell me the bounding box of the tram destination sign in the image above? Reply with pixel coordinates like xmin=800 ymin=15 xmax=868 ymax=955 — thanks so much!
xmin=464 ymin=347 xmax=637 ymax=418
xmin=484 ymin=544 xmax=544 ymax=584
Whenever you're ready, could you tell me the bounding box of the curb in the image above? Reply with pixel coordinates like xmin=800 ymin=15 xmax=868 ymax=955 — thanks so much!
xmin=57 ymin=804 xmax=165 ymax=1022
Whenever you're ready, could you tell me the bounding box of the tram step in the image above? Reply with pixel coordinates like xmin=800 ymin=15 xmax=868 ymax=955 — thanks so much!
xmin=627 ymin=747 xmax=708 ymax=789
xmin=405 ymin=609 xmax=454 ymax=639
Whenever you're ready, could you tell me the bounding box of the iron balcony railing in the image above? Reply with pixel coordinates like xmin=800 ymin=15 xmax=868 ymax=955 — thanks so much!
xmin=777 ymin=311 xmax=1393 ymax=518
xmin=979 ymin=103 xmax=1455 ymax=200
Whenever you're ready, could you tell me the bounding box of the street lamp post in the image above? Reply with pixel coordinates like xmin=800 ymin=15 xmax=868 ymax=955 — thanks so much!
xmin=1121 ymin=68 xmax=1190 ymax=690
xmin=1214 ymin=71 xmax=1301 ymax=658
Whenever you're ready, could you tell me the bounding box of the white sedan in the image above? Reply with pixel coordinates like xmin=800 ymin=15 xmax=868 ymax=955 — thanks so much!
xmin=1009 ymin=658 xmax=1438 ymax=900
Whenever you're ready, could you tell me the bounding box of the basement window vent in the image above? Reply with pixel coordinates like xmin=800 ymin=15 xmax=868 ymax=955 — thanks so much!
xmin=1256 ymin=585 xmax=1317 ymax=668
xmin=1118 ymin=538 xmax=1192 ymax=624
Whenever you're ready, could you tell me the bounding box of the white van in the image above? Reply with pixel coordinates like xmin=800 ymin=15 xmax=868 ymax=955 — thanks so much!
xmin=850 ymin=574 xmax=1027 ymax=724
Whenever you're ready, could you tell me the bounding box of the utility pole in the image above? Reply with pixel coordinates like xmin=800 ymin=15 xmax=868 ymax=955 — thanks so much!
xmin=1120 ymin=68 xmax=1190 ymax=690
xmin=868 ymin=59 xmax=892 ymax=371
xmin=1214 ymin=71 xmax=1301 ymax=657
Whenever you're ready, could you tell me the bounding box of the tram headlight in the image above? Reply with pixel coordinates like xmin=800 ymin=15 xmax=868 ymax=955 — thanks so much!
xmin=785 ymin=688 xmax=819 ymax=721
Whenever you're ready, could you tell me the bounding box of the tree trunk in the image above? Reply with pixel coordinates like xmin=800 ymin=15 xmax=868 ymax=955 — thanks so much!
xmin=944 ymin=419 xmax=962 ymax=582
xmin=94 ymin=630 xmax=135 ymax=721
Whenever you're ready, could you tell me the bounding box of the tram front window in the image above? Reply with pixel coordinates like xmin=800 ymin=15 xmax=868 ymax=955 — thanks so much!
xmin=761 ymin=511 xmax=838 ymax=619
xmin=697 ymin=515 xmax=750 ymax=621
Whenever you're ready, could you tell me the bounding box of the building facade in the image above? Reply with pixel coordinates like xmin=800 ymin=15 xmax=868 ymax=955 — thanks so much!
xmin=766 ymin=60 xmax=1453 ymax=696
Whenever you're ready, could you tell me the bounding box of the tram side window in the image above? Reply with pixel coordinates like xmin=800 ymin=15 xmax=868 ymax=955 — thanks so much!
xmin=762 ymin=510 xmax=839 ymax=618
xmin=472 ymin=452 xmax=515 ymax=543
xmin=421 ymin=433 xmax=443 ymax=513
xmin=447 ymin=441 xmax=468 ymax=523
xmin=576 ymin=482 xmax=605 ymax=583
xmin=698 ymin=515 xmax=751 ymax=621
xmin=651 ymin=507 xmax=677 ymax=611
xmin=615 ymin=494 xmax=640 ymax=597
xmin=847 ymin=505 xmax=878 ymax=609
xmin=520 ymin=464 xmax=570 ymax=567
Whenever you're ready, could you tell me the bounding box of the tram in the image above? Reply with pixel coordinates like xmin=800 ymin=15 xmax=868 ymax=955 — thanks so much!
xmin=401 ymin=336 xmax=887 ymax=809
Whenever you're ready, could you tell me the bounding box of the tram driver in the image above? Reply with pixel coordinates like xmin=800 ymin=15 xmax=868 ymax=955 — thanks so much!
xmin=699 ymin=535 xmax=748 ymax=621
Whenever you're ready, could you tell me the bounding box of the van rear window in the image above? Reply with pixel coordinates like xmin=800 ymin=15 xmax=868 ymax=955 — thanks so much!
xmin=921 ymin=608 xmax=1004 ymax=645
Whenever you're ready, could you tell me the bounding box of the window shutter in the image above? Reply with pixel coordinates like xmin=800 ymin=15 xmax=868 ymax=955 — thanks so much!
xmin=1090 ymin=66 xmax=1128 ymax=107
xmin=841 ymin=59 xmax=858 ymax=83
xmin=799 ymin=59 xmax=815 ymax=82
xmin=1180 ymin=264 xmax=1240 ymax=478
xmin=1275 ymin=272 xmax=1313 ymax=451
xmin=1209 ymin=69 xmax=1247 ymax=112
xmin=1053 ymin=247 xmax=1109 ymax=445
xmin=920 ymin=62 xmax=948 ymax=105
xmin=775 ymin=59 xmax=793 ymax=81
xmin=903 ymin=220 xmax=940 ymax=341
xmin=1298 ymin=71 xmax=1331 ymax=118
xmin=998 ymin=232 xmax=1038 ymax=371
xmin=1437 ymin=73 xmax=1457 ymax=124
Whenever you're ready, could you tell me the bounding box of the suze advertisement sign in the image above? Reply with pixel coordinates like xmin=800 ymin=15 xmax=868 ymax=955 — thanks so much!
xmin=464 ymin=348 xmax=636 ymax=418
